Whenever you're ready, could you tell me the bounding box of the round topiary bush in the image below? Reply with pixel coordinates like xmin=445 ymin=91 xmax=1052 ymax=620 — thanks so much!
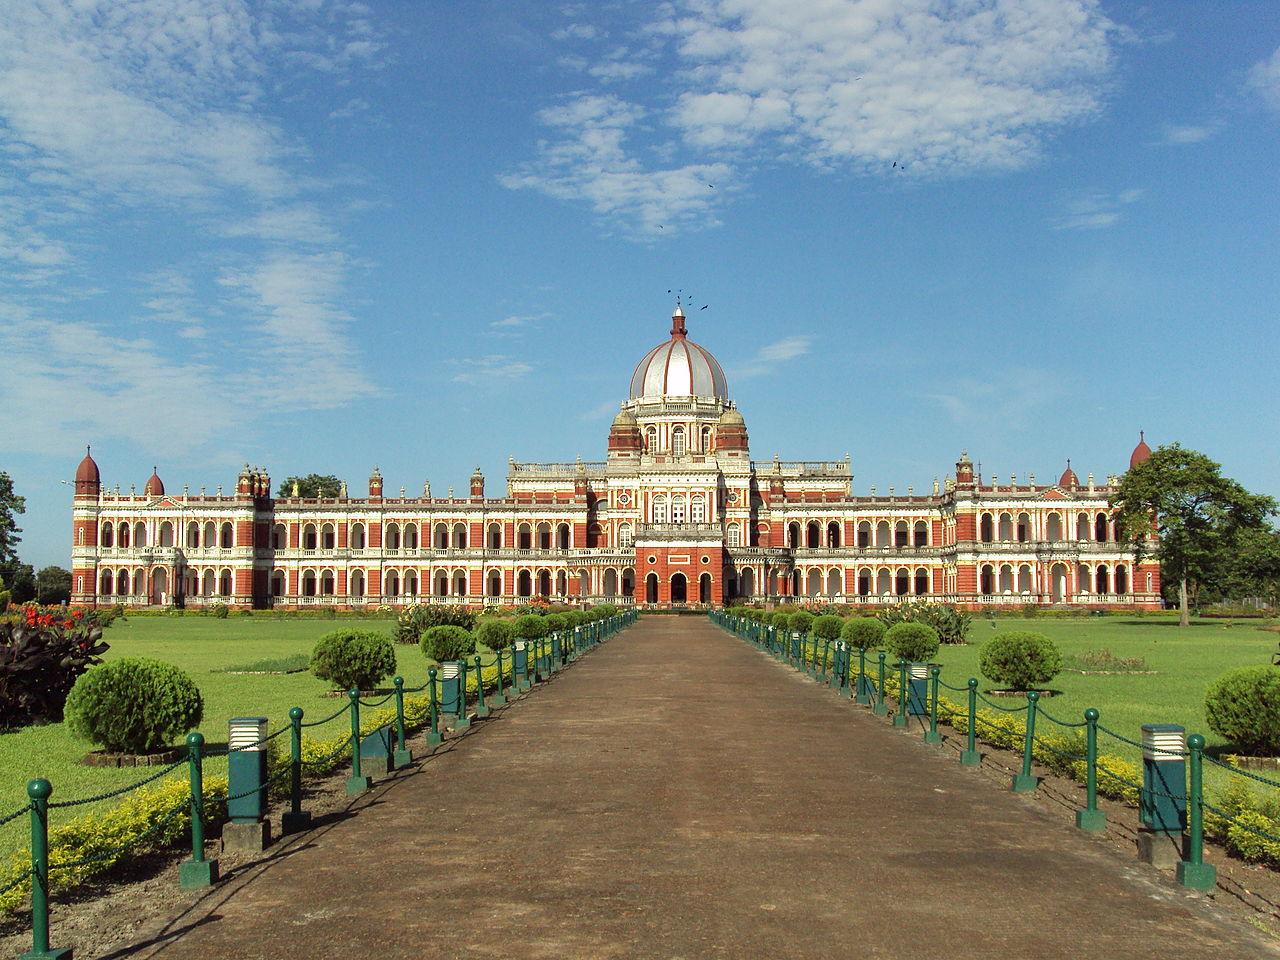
xmin=420 ymin=625 xmax=476 ymax=664
xmin=513 ymin=614 xmax=550 ymax=641
xmin=885 ymin=622 xmax=940 ymax=663
xmin=65 ymin=658 xmax=203 ymax=753
xmin=311 ymin=629 xmax=398 ymax=691
xmin=1204 ymin=666 xmax=1280 ymax=756
xmin=788 ymin=610 xmax=815 ymax=634
xmin=812 ymin=615 xmax=844 ymax=640
xmin=474 ymin=618 xmax=514 ymax=651
xmin=545 ymin=612 xmax=569 ymax=634
xmin=978 ymin=631 xmax=1063 ymax=691
xmin=841 ymin=617 xmax=885 ymax=650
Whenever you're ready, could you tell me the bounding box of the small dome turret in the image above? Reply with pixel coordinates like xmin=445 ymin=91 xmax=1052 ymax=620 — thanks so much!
xmin=1059 ymin=460 xmax=1079 ymax=488
xmin=629 ymin=305 xmax=728 ymax=402
xmin=144 ymin=467 xmax=164 ymax=496
xmin=1129 ymin=431 xmax=1152 ymax=470
xmin=74 ymin=446 xmax=101 ymax=497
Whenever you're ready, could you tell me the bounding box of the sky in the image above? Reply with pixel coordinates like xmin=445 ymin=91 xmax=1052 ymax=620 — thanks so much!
xmin=1 ymin=0 xmax=1277 ymax=571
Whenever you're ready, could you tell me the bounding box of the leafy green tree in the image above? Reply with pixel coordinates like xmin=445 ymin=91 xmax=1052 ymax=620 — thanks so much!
xmin=0 ymin=472 xmax=25 ymax=587
xmin=5 ymin=564 xmax=34 ymax=605
xmin=1114 ymin=444 xmax=1277 ymax=627
xmin=277 ymin=474 xmax=342 ymax=498
xmin=1214 ymin=526 xmax=1280 ymax=608
xmin=35 ymin=566 xmax=72 ymax=605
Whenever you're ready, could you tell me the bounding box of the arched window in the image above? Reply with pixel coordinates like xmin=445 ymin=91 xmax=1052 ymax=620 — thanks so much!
xmin=1096 ymin=564 xmax=1109 ymax=594
xmin=788 ymin=522 xmax=800 ymax=549
xmin=556 ymin=523 xmax=570 ymax=549
xmin=1095 ymin=513 xmax=1108 ymax=543
xmin=321 ymin=523 xmax=335 ymax=550
xmin=386 ymin=571 xmax=400 ymax=596
xmin=914 ymin=568 xmax=929 ymax=595
xmin=997 ymin=513 xmax=1013 ymax=542
xmin=350 ymin=523 xmax=365 ymax=550
xmin=320 ymin=570 xmax=335 ymax=596
xmin=895 ymin=568 xmax=909 ymax=595
xmin=220 ymin=523 xmax=233 ymax=548
xmin=435 ymin=523 xmax=449 ymax=549
xmin=159 ymin=522 xmax=173 ymax=547
xmin=405 ymin=571 xmax=418 ymax=596
xmin=999 ymin=564 xmax=1014 ymax=594
xmin=186 ymin=522 xmax=199 ymax=548
xmin=1017 ymin=564 xmax=1032 ymax=593
xmin=857 ymin=521 xmax=871 ymax=547
xmin=645 ymin=426 xmax=658 ymax=452
xmin=857 ymin=568 xmax=871 ymax=596
xmin=303 ymin=523 xmax=317 ymax=550
xmin=436 ymin=572 xmax=448 ymax=596
xmin=618 ymin=523 xmax=633 ymax=547
xmin=894 ymin=521 xmax=909 ymax=547
xmin=219 ymin=569 xmax=232 ymax=596
xmin=671 ymin=496 xmax=686 ymax=524
xmin=980 ymin=565 xmax=995 ymax=595
xmin=1016 ymin=512 xmax=1031 ymax=543
xmin=454 ymin=571 xmax=467 ymax=596
xmin=518 ymin=570 xmax=532 ymax=597
xmin=271 ymin=570 xmax=285 ymax=597
xmin=488 ymin=523 xmax=502 ymax=549
xmin=727 ymin=524 xmax=741 ymax=547
xmin=272 ymin=523 xmax=287 ymax=549
xmin=807 ymin=521 xmax=820 ymax=548
xmin=1077 ymin=513 xmax=1090 ymax=541
xmin=537 ymin=522 xmax=552 ymax=549
xmin=701 ymin=425 xmax=712 ymax=452
xmin=828 ymin=522 xmax=841 ymax=548
xmin=101 ymin=521 xmax=114 ymax=548
xmin=652 ymin=496 xmax=668 ymax=524
xmin=386 ymin=523 xmax=400 ymax=550
xmin=203 ymin=521 xmax=215 ymax=547
xmin=1046 ymin=513 xmax=1062 ymax=542
xmin=403 ymin=523 xmax=418 ymax=549
xmin=517 ymin=523 xmax=531 ymax=550
xmin=488 ymin=571 xmax=502 ymax=596
xmin=876 ymin=520 xmax=890 ymax=547
xmin=980 ymin=514 xmax=994 ymax=543
xmin=350 ymin=570 xmax=365 ymax=597
xmin=913 ymin=521 xmax=928 ymax=546
xmin=671 ymin=426 xmax=686 ymax=458
xmin=453 ymin=523 xmax=468 ymax=549
xmin=691 ymin=497 xmax=705 ymax=524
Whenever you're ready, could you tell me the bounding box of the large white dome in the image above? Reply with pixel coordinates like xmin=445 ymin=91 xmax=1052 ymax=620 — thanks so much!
xmin=629 ymin=307 xmax=729 ymax=401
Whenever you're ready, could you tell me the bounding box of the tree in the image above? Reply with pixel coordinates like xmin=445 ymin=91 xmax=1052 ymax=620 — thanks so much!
xmin=1212 ymin=525 xmax=1280 ymax=608
xmin=35 ymin=566 xmax=72 ymax=605
xmin=1114 ymin=444 xmax=1277 ymax=627
xmin=277 ymin=474 xmax=342 ymax=498
xmin=5 ymin=564 xmax=34 ymax=605
xmin=0 ymin=471 xmax=25 ymax=586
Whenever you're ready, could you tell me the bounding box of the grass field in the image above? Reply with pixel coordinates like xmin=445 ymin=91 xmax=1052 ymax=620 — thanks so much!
xmin=0 ymin=616 xmax=411 ymax=859
xmin=1 ymin=612 xmax=1276 ymax=861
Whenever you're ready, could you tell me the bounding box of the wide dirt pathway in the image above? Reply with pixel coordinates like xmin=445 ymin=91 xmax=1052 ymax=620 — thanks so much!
xmin=127 ymin=617 xmax=1275 ymax=959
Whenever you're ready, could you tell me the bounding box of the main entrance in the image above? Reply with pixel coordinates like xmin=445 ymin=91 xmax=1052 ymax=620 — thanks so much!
xmin=671 ymin=572 xmax=687 ymax=603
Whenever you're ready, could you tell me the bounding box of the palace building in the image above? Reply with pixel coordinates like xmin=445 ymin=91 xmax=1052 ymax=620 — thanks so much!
xmin=69 ymin=305 xmax=1160 ymax=610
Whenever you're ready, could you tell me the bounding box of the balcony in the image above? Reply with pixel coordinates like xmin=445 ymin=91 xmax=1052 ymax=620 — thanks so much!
xmin=635 ymin=523 xmax=723 ymax=542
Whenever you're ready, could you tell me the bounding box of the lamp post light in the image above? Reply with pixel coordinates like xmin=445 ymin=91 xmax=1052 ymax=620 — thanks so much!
xmin=224 ymin=717 xmax=271 ymax=852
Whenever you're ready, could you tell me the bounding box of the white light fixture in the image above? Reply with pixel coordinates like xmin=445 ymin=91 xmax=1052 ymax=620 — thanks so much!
xmin=229 ymin=717 xmax=268 ymax=753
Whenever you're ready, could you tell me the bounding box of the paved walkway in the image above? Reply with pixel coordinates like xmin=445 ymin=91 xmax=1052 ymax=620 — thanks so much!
xmin=128 ymin=617 xmax=1275 ymax=959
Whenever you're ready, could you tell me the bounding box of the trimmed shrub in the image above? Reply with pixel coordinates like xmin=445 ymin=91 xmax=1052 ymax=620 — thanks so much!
xmin=979 ymin=632 xmax=1063 ymax=691
xmin=311 ymin=629 xmax=398 ymax=691
xmin=65 ymin=658 xmax=203 ymax=753
xmin=513 ymin=614 xmax=550 ymax=641
xmin=211 ymin=603 xmax=229 ymax=619
xmin=1204 ymin=666 xmax=1280 ymax=755
xmin=420 ymin=625 xmax=476 ymax=664
xmin=545 ymin=613 xmax=570 ymax=633
xmin=474 ymin=618 xmax=514 ymax=651
xmin=841 ymin=617 xmax=885 ymax=650
xmin=395 ymin=603 xmax=476 ymax=644
xmin=878 ymin=600 xmax=971 ymax=645
xmin=787 ymin=611 xmax=815 ymax=634
xmin=811 ymin=615 xmax=843 ymax=640
xmin=884 ymin=622 xmax=940 ymax=662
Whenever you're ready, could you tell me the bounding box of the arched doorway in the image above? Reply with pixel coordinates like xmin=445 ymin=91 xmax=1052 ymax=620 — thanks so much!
xmin=151 ymin=568 xmax=168 ymax=605
xmin=645 ymin=572 xmax=659 ymax=604
xmin=699 ymin=572 xmax=712 ymax=603
xmin=1051 ymin=563 xmax=1067 ymax=602
xmin=671 ymin=572 xmax=688 ymax=603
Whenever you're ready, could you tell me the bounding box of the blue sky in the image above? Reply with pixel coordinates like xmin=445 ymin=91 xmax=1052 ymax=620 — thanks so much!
xmin=1 ymin=1 xmax=1277 ymax=570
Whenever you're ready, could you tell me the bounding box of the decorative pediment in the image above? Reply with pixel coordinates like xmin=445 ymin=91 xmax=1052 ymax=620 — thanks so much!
xmin=149 ymin=497 xmax=181 ymax=510
xmin=1040 ymin=489 xmax=1067 ymax=500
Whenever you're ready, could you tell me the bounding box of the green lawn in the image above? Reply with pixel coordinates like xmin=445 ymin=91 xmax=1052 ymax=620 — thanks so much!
xmin=925 ymin=617 xmax=1278 ymax=788
xmin=0 ymin=616 xmax=417 ymax=859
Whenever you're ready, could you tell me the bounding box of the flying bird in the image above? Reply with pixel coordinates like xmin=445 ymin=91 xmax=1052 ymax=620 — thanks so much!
xmin=892 ymin=161 xmax=897 ymax=168
xmin=700 ymin=304 xmax=708 ymax=310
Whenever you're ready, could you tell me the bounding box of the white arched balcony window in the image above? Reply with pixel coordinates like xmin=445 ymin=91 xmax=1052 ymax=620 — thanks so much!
xmin=671 ymin=496 xmax=687 ymax=524
xmin=727 ymin=524 xmax=741 ymax=547
xmin=671 ymin=426 xmax=686 ymax=458
xmin=618 ymin=523 xmax=633 ymax=547
xmin=691 ymin=497 xmax=705 ymax=524
xmin=652 ymin=496 xmax=668 ymax=524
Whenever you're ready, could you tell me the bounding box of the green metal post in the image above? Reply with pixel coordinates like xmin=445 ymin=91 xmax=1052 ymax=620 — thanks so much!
xmin=491 ymin=650 xmax=508 ymax=706
xmin=178 ymin=731 xmax=218 ymax=887
xmin=873 ymin=652 xmax=888 ymax=716
xmin=24 ymin=779 xmax=71 ymax=959
xmin=1075 ymin=708 xmax=1105 ymax=830
xmin=1178 ymin=733 xmax=1216 ymax=890
xmin=821 ymin=638 xmax=831 ymax=681
xmin=855 ymin=647 xmax=870 ymax=704
xmin=960 ymin=679 xmax=981 ymax=765
xmin=474 ymin=656 xmax=491 ymax=717
xmin=346 ymin=690 xmax=371 ymax=794
xmin=392 ymin=677 xmax=412 ymax=768
xmin=925 ymin=667 xmax=942 ymax=744
xmin=1011 ymin=690 xmax=1039 ymax=792
xmin=893 ymin=660 xmax=909 ymax=727
xmin=454 ymin=660 xmax=472 ymax=730
xmin=427 ymin=667 xmax=443 ymax=746
xmin=282 ymin=707 xmax=311 ymax=834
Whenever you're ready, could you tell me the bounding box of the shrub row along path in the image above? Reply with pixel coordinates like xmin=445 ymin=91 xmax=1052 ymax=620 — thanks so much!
xmin=126 ymin=617 xmax=1275 ymax=959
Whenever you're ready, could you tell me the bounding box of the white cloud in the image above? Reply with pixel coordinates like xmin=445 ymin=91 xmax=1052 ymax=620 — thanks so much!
xmin=449 ymin=356 xmax=535 ymax=384
xmin=1247 ymin=46 xmax=1280 ymax=110
xmin=1160 ymin=124 xmax=1212 ymax=145
xmin=732 ymin=336 xmax=812 ymax=378
xmin=489 ymin=312 xmax=549 ymax=333
xmin=329 ymin=97 xmax=372 ymax=120
xmin=499 ymin=94 xmax=733 ymax=235
xmin=514 ymin=1 xmax=1117 ymax=233
xmin=552 ymin=23 xmax=601 ymax=41
xmin=928 ymin=371 xmax=1065 ymax=432
xmin=0 ymin=1 xmax=386 ymax=453
xmin=1052 ymin=188 xmax=1143 ymax=231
